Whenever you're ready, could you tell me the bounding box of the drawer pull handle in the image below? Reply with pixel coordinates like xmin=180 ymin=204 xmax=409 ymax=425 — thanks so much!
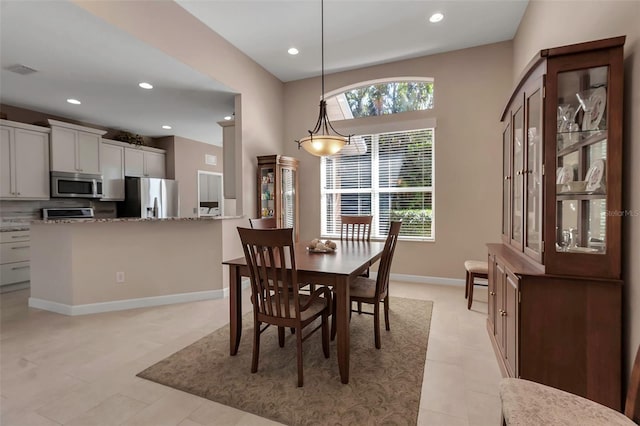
xmin=490 ymin=291 xmax=496 ymax=296
xmin=11 ymin=246 xmax=29 ymax=249
xmin=11 ymin=266 xmax=29 ymax=270
xmin=11 ymin=235 xmax=29 ymax=238
xmin=501 ymin=311 xmax=507 ymax=316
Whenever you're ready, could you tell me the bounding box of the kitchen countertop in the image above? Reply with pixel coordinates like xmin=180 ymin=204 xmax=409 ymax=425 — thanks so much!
xmin=31 ymin=215 xmax=245 ymax=225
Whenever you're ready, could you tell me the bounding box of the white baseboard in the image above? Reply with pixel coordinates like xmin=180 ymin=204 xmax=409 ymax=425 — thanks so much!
xmin=29 ymin=289 xmax=224 ymax=316
xmin=29 ymin=278 xmax=252 ymax=316
xmin=386 ymin=273 xmax=466 ymax=287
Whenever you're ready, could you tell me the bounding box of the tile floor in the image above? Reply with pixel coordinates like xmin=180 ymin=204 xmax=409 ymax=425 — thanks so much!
xmin=0 ymin=281 xmax=501 ymax=426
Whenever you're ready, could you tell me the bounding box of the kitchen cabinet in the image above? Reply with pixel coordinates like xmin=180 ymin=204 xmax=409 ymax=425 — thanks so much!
xmin=48 ymin=119 xmax=106 ymax=174
xmin=489 ymin=36 xmax=625 ymax=410
xmin=124 ymin=146 xmax=166 ymax=178
xmin=100 ymin=139 xmax=125 ymax=201
xmin=0 ymin=120 xmax=50 ymax=200
xmin=0 ymin=230 xmax=30 ymax=289
xmin=257 ymin=155 xmax=299 ymax=241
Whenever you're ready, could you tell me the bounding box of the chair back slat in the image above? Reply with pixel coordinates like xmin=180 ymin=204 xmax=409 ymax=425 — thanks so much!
xmin=626 ymin=345 xmax=640 ymax=422
xmin=340 ymin=215 xmax=373 ymax=242
xmin=375 ymin=221 xmax=402 ymax=297
xmin=238 ymin=227 xmax=299 ymax=320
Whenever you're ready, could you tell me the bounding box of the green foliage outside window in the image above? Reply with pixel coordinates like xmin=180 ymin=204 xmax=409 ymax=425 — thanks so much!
xmin=344 ymin=81 xmax=434 ymax=118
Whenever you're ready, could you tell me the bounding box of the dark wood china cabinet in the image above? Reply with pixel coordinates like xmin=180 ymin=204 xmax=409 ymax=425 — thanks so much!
xmin=488 ymin=36 xmax=625 ymax=410
xmin=256 ymin=155 xmax=299 ymax=241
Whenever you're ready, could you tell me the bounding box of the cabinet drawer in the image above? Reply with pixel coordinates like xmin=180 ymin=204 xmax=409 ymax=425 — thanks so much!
xmin=0 ymin=261 xmax=29 ymax=285
xmin=0 ymin=231 xmax=30 ymax=243
xmin=1 ymin=242 xmax=30 ymax=263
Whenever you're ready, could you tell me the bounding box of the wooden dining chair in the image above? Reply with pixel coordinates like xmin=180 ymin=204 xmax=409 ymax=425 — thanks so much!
xmin=237 ymin=227 xmax=331 ymax=387
xmin=500 ymin=344 xmax=640 ymax=425
xmin=332 ymin=221 xmax=401 ymax=349
xmin=249 ymin=217 xmax=277 ymax=229
xmin=340 ymin=215 xmax=374 ymax=313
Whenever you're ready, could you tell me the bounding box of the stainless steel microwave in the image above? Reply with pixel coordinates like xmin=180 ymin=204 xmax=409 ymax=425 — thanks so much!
xmin=50 ymin=171 xmax=103 ymax=199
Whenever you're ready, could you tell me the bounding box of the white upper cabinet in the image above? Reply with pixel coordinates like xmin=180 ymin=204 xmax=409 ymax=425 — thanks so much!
xmin=124 ymin=147 xmax=166 ymax=178
xmin=100 ymin=140 xmax=125 ymax=201
xmin=48 ymin=119 xmax=105 ymax=174
xmin=0 ymin=120 xmax=50 ymax=200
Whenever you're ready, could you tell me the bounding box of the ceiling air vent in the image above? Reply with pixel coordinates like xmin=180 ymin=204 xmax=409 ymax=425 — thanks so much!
xmin=5 ymin=64 xmax=38 ymax=75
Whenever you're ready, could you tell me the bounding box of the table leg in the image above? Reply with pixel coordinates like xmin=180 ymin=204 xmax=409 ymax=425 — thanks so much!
xmin=335 ymin=275 xmax=350 ymax=384
xmin=229 ymin=265 xmax=242 ymax=355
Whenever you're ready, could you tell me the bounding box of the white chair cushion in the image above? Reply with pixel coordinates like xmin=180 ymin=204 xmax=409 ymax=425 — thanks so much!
xmin=500 ymin=378 xmax=634 ymax=426
xmin=464 ymin=260 xmax=488 ymax=274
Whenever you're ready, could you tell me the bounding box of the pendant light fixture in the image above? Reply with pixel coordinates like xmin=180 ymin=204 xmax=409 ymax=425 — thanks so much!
xmin=296 ymin=0 xmax=351 ymax=157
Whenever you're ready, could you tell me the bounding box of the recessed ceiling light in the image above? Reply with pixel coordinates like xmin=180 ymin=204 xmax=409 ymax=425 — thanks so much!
xmin=224 ymin=116 xmax=232 ymax=121
xmin=162 ymin=125 xmax=172 ymax=130
xmin=139 ymin=82 xmax=153 ymax=89
xmin=288 ymin=47 xmax=299 ymax=55
xmin=429 ymin=12 xmax=444 ymax=23
xmin=67 ymin=98 xmax=81 ymax=105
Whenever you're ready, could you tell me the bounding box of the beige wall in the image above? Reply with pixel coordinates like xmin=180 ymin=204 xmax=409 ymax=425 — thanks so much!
xmin=283 ymin=41 xmax=513 ymax=279
xmin=513 ymin=0 xmax=640 ymax=388
xmin=156 ymin=136 xmax=224 ymax=218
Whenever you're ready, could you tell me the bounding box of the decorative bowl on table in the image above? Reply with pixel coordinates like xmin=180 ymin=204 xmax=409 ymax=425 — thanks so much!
xmin=307 ymin=238 xmax=337 ymax=253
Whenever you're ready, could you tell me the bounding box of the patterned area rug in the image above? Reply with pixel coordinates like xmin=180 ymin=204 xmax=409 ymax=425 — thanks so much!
xmin=137 ymin=297 xmax=433 ymax=426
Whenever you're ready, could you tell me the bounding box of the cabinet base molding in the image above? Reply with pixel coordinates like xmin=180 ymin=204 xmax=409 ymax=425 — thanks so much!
xmin=28 ymin=279 xmax=250 ymax=316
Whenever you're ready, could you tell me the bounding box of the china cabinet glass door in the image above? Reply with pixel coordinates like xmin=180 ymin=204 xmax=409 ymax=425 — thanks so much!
xmin=511 ymin=106 xmax=524 ymax=249
xmin=259 ymin=166 xmax=275 ymax=218
xmin=502 ymin=123 xmax=511 ymax=242
xmin=524 ymin=87 xmax=543 ymax=259
xmin=554 ymin=66 xmax=608 ymax=255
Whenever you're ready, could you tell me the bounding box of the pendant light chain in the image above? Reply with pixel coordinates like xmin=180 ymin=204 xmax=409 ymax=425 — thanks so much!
xmin=321 ymin=0 xmax=325 ymax=101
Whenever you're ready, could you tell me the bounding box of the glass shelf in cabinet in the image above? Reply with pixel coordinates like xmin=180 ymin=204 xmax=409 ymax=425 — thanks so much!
xmin=557 ymin=130 xmax=607 ymax=156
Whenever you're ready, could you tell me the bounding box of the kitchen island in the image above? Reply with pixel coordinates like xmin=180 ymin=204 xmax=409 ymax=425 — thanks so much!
xmin=29 ymin=216 xmax=246 ymax=315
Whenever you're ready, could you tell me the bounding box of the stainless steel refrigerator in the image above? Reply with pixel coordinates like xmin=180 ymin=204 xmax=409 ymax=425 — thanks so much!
xmin=118 ymin=177 xmax=179 ymax=218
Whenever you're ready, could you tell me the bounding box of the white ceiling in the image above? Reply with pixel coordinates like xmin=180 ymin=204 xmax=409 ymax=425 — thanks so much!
xmin=177 ymin=0 xmax=529 ymax=82
xmin=0 ymin=0 xmax=528 ymax=147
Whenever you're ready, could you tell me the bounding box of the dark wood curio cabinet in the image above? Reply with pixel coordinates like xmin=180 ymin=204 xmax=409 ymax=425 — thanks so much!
xmin=256 ymin=155 xmax=299 ymax=240
xmin=488 ymin=36 xmax=625 ymax=410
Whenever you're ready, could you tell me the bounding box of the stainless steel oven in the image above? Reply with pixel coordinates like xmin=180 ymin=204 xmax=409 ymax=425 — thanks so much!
xmin=50 ymin=171 xmax=103 ymax=199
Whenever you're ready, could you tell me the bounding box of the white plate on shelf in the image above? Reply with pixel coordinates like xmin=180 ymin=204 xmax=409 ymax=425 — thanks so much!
xmin=556 ymin=166 xmax=574 ymax=184
xmin=585 ymin=159 xmax=605 ymax=192
xmin=583 ymin=87 xmax=606 ymax=131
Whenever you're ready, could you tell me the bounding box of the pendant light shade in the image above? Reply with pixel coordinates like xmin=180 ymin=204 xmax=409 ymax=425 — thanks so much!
xmin=296 ymin=0 xmax=351 ymax=157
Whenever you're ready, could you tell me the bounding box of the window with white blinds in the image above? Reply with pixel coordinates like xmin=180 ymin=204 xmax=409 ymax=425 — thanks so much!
xmin=321 ymin=128 xmax=434 ymax=240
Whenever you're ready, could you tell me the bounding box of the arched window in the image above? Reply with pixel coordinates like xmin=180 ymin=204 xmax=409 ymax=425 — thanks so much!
xmin=321 ymin=78 xmax=436 ymax=241
xmin=325 ymin=77 xmax=434 ymax=121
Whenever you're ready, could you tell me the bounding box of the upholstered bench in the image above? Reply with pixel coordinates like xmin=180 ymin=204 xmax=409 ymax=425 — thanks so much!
xmin=464 ymin=260 xmax=488 ymax=309
xmin=500 ymin=345 xmax=639 ymax=425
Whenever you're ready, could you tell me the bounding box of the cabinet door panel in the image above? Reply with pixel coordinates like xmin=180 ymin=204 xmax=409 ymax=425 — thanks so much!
xmin=505 ymin=272 xmax=519 ymax=377
xmin=14 ymin=129 xmax=49 ymax=199
xmin=100 ymin=143 xmax=124 ymax=200
xmin=124 ymin=148 xmax=144 ymax=177
xmin=50 ymin=127 xmax=77 ymax=173
xmin=77 ymin=132 xmax=100 ymax=174
xmin=144 ymin=151 xmax=166 ymax=178
xmin=525 ymin=85 xmax=543 ymax=260
xmin=495 ymin=262 xmax=506 ymax=355
xmin=0 ymin=127 xmax=13 ymax=197
xmin=487 ymin=255 xmax=497 ymax=334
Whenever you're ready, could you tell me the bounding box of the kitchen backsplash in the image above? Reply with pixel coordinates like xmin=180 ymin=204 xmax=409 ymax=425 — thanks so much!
xmin=0 ymin=200 xmax=116 ymax=227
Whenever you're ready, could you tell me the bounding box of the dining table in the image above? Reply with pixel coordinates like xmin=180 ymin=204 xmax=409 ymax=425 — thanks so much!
xmin=222 ymin=239 xmax=386 ymax=384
